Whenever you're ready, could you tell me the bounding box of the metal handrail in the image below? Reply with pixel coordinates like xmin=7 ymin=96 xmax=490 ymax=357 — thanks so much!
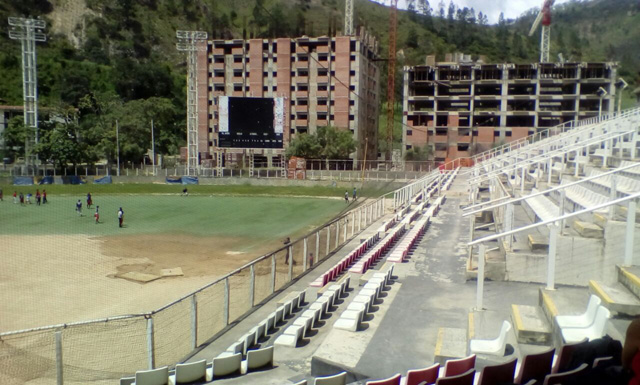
xmin=469 ymin=129 xmax=635 ymax=185
xmin=468 ymin=191 xmax=640 ymax=246
xmin=472 ymin=106 xmax=640 ymax=164
xmin=463 ymin=162 xmax=640 ymax=217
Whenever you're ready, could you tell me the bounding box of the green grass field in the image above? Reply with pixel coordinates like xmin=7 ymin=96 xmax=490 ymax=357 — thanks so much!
xmin=0 ymin=193 xmax=348 ymax=239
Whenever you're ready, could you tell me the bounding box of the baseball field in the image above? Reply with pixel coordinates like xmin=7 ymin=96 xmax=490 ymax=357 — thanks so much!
xmin=0 ymin=183 xmax=375 ymax=332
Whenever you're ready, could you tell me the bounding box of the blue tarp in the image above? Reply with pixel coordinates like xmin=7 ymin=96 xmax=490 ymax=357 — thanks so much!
xmin=94 ymin=175 xmax=112 ymax=184
xmin=166 ymin=177 xmax=182 ymax=184
xmin=61 ymin=176 xmax=86 ymax=185
xmin=181 ymin=176 xmax=199 ymax=185
xmin=39 ymin=176 xmax=54 ymax=185
xmin=13 ymin=176 xmax=34 ymax=185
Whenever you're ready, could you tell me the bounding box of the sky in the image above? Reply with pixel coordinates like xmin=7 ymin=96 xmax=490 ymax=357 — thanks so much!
xmin=396 ymin=0 xmax=573 ymax=24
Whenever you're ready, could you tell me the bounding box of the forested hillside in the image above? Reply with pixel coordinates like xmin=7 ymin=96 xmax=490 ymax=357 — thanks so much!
xmin=0 ymin=0 xmax=638 ymax=164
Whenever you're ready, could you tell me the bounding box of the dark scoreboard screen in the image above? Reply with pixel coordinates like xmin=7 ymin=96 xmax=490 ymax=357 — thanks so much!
xmin=218 ymin=97 xmax=284 ymax=149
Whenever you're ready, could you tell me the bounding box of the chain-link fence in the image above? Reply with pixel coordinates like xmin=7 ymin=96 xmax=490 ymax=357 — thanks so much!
xmin=0 ymin=194 xmax=389 ymax=384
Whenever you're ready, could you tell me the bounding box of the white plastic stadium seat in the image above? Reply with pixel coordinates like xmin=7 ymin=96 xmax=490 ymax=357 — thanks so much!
xmin=469 ymin=320 xmax=511 ymax=356
xmin=169 ymin=359 xmax=207 ymax=384
xmin=207 ymin=352 xmax=242 ymax=378
xmin=561 ymin=306 xmax=611 ymax=343
xmin=314 ymin=371 xmax=347 ymax=385
xmin=133 ymin=366 xmax=168 ymax=385
xmin=555 ymin=295 xmax=601 ymax=329
xmin=241 ymin=346 xmax=274 ymax=373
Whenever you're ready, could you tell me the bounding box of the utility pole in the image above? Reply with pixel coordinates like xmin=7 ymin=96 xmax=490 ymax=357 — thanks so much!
xmin=8 ymin=17 xmax=46 ymax=173
xmin=386 ymin=0 xmax=398 ymax=166
xmin=116 ymin=120 xmax=120 ymax=177
xmin=176 ymin=30 xmax=208 ymax=176
xmin=151 ymin=119 xmax=156 ymax=175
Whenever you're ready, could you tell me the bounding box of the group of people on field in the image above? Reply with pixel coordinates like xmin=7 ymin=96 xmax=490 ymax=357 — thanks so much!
xmin=74 ymin=192 xmax=124 ymax=227
xmin=345 ymin=187 xmax=357 ymax=203
xmin=7 ymin=189 xmax=48 ymax=205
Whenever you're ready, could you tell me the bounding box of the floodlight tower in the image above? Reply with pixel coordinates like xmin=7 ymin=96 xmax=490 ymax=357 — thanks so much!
xmin=8 ymin=17 xmax=46 ymax=170
xmin=176 ymin=30 xmax=208 ymax=176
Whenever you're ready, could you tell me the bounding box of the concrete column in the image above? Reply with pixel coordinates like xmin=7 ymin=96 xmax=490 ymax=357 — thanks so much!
xmin=547 ymin=224 xmax=559 ymax=290
xmin=223 ymin=278 xmax=230 ymax=324
xmin=146 ymin=318 xmax=155 ymax=369
xmin=55 ymin=331 xmax=63 ymax=385
xmin=191 ymin=295 xmax=198 ymax=349
xmin=303 ymin=238 xmax=308 ymax=271
xmin=270 ymin=254 xmax=276 ymax=294
xmin=315 ymin=232 xmax=320 ymax=264
xmin=520 ymin=167 xmax=525 ymax=193
xmin=476 ymin=244 xmax=486 ymax=310
xmin=358 ymin=209 xmax=362 ymax=231
xmin=506 ymin=203 xmax=514 ymax=250
xmin=625 ymin=201 xmax=637 ymax=266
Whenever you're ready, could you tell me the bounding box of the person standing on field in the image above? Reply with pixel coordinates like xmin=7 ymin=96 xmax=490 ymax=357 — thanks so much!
xmin=42 ymin=189 xmax=47 ymax=204
xmin=87 ymin=192 xmax=93 ymax=209
xmin=94 ymin=206 xmax=100 ymax=224
xmin=36 ymin=189 xmax=41 ymax=205
xmin=19 ymin=192 xmax=24 ymax=205
xmin=0 ymin=188 xmax=3 ymax=201
xmin=13 ymin=191 xmax=17 ymax=204
xmin=76 ymin=199 xmax=83 ymax=216
xmin=353 ymin=187 xmax=357 ymax=201
xmin=118 ymin=207 xmax=124 ymax=228
xmin=344 ymin=191 xmax=349 ymax=203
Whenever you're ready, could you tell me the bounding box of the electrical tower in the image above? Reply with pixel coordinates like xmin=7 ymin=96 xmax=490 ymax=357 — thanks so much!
xmin=386 ymin=0 xmax=398 ymax=164
xmin=176 ymin=30 xmax=208 ymax=176
xmin=344 ymin=0 xmax=354 ymax=36
xmin=8 ymin=17 xmax=46 ymax=170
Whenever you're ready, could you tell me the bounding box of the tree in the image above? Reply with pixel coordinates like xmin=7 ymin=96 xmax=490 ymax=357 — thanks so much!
xmin=34 ymin=121 xmax=85 ymax=169
xmin=406 ymin=27 xmax=419 ymax=49
xmin=286 ymin=126 xmax=356 ymax=160
xmin=1 ymin=117 xmax=32 ymax=161
xmin=404 ymin=145 xmax=432 ymax=161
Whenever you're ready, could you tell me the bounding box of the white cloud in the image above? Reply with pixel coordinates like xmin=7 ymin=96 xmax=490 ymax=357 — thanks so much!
xmin=396 ymin=0 xmax=572 ymax=24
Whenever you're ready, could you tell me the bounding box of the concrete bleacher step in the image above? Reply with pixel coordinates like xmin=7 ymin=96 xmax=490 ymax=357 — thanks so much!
xmin=465 ymin=247 xmax=506 ymax=281
xmin=527 ymin=234 xmax=549 ymax=252
xmin=572 ymin=221 xmax=604 ymax=238
xmin=538 ymin=287 xmax=590 ymax=345
xmin=618 ymin=266 xmax=640 ymax=300
xmin=510 ymin=304 xmax=551 ymax=344
xmin=589 ymin=280 xmax=640 ymax=317
xmin=434 ymin=327 xmax=468 ymax=365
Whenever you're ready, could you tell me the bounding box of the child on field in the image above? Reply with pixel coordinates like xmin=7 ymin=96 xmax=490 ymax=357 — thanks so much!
xmin=76 ymin=199 xmax=83 ymax=216
xmin=94 ymin=206 xmax=100 ymax=224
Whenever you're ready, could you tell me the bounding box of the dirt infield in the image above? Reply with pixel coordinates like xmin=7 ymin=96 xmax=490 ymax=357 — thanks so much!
xmin=0 ymin=232 xmax=289 ymax=332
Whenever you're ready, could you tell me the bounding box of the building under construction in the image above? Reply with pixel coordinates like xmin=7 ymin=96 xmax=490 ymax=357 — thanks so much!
xmin=196 ymin=29 xmax=380 ymax=169
xmin=402 ymin=54 xmax=617 ymax=163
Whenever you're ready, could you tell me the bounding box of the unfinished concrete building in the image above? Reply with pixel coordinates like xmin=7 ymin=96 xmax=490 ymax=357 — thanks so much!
xmin=402 ymin=56 xmax=617 ymax=163
xmin=198 ymin=29 xmax=380 ymax=168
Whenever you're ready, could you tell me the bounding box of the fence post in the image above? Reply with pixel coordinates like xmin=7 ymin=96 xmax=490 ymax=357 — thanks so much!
xmin=191 ymin=295 xmax=197 ymax=349
xmin=315 ymin=232 xmax=320 ymax=264
xmin=326 ymin=226 xmax=331 ymax=255
xmin=547 ymin=224 xmax=559 ymax=290
xmin=55 ymin=330 xmax=63 ymax=385
xmin=250 ymin=264 xmax=256 ymax=306
xmin=303 ymin=238 xmax=308 ymax=271
xmin=335 ymin=221 xmax=340 ymax=248
xmin=476 ymin=244 xmax=486 ymax=310
xmin=625 ymin=201 xmax=637 ymax=266
xmin=351 ymin=212 xmax=355 ymax=236
xmin=505 ymin=203 xmax=514 ymax=250
xmin=288 ymin=246 xmax=293 ymax=281
xmin=343 ymin=218 xmax=347 ymax=241
xmin=270 ymin=254 xmax=276 ymax=293
xmin=358 ymin=209 xmax=362 ymax=232
xmin=146 ymin=317 xmax=155 ymax=369
xmin=224 ymin=278 xmax=230 ymax=325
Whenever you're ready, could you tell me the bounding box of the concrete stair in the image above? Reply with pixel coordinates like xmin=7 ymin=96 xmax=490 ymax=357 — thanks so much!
xmin=510 ymin=304 xmax=552 ymax=345
xmin=538 ymin=287 xmax=591 ymax=346
xmin=434 ymin=327 xmax=468 ymax=365
xmin=588 ymin=279 xmax=640 ymax=317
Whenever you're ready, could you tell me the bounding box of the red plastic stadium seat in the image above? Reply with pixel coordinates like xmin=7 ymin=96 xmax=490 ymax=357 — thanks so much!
xmin=443 ymin=355 xmax=476 ymax=377
xmin=405 ymin=363 xmax=440 ymax=385
xmin=366 ymin=373 xmax=401 ymax=385
xmin=435 ymin=369 xmax=475 ymax=385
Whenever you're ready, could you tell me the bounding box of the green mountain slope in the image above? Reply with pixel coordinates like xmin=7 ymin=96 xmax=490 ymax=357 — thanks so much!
xmin=0 ymin=0 xmax=638 ymax=159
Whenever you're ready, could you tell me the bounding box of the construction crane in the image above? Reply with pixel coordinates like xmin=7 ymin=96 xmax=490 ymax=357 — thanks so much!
xmin=344 ymin=0 xmax=354 ymax=35
xmin=529 ymin=0 xmax=555 ymax=63
xmin=386 ymin=0 xmax=398 ymax=165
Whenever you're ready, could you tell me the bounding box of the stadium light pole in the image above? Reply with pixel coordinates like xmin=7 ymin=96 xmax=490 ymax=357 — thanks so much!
xmin=176 ymin=30 xmax=208 ymax=176
xmin=8 ymin=17 xmax=46 ymax=173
